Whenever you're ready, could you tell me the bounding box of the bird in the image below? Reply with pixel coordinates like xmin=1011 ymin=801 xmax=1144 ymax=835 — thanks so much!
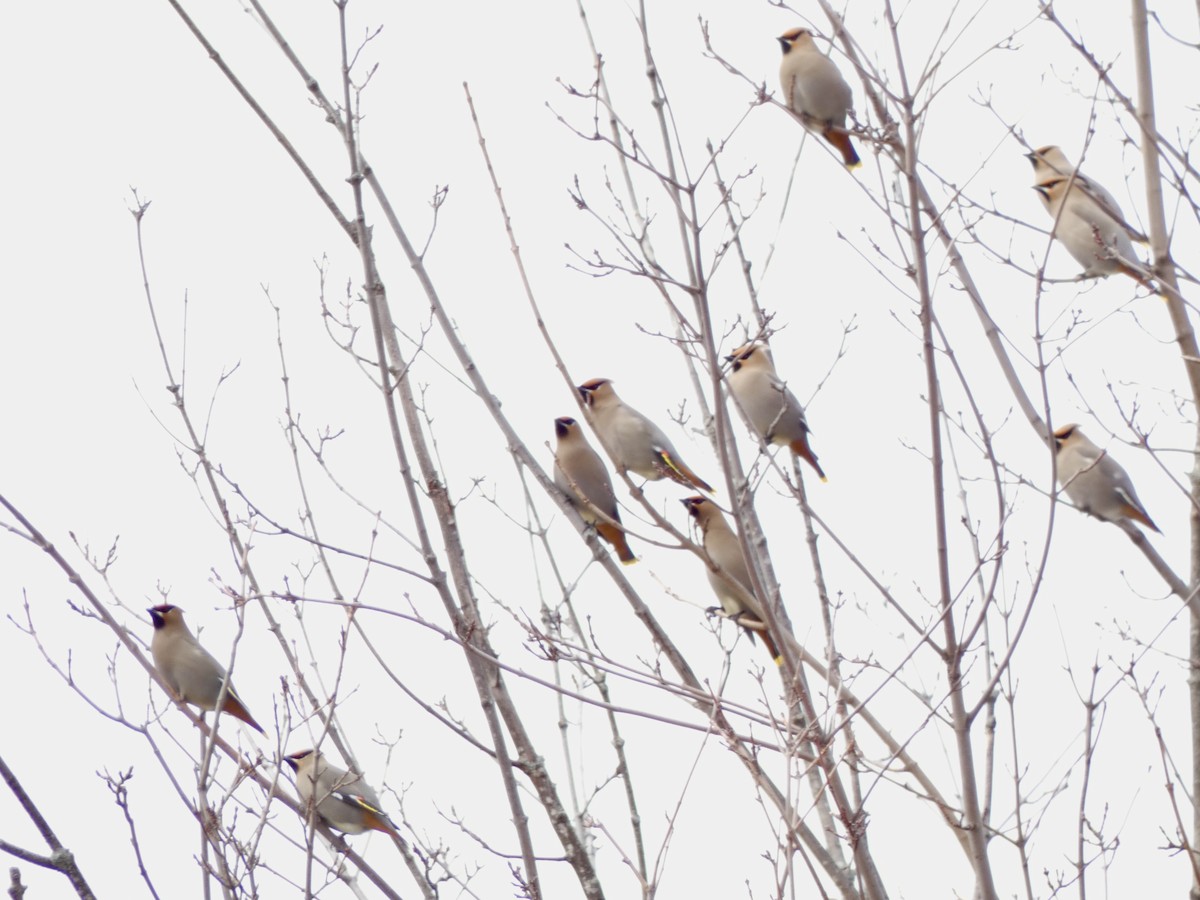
xmin=726 ymin=342 xmax=826 ymax=481
xmin=148 ymin=604 xmax=265 ymax=734
xmin=284 ymin=749 xmax=400 ymax=838
xmin=1027 ymin=146 xmax=1148 ymax=242
xmin=577 ymin=378 xmax=714 ymax=493
xmin=554 ymin=416 xmax=636 ymax=564
xmin=1052 ymin=424 xmax=1160 ymax=533
xmin=777 ymin=27 xmax=860 ymax=168
xmin=682 ymin=496 xmax=782 ymax=665
xmin=1027 ymin=145 xmax=1150 ymax=286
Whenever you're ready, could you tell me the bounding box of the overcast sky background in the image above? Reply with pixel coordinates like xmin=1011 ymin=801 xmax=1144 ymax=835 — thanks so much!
xmin=3 ymin=0 xmax=1198 ymax=897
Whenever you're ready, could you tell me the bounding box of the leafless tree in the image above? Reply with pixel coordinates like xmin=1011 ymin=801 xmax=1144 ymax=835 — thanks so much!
xmin=3 ymin=0 xmax=1199 ymax=898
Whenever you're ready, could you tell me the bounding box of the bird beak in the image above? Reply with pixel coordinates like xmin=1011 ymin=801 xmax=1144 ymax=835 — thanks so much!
xmin=283 ymin=756 xmax=300 ymax=772
xmin=776 ymin=36 xmax=790 ymax=53
xmin=1024 ymin=151 xmax=1037 ymax=162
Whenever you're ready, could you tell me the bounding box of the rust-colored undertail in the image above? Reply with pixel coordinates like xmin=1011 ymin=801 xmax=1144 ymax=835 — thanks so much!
xmin=1119 ymin=502 xmax=1160 ymax=534
xmin=658 ymin=450 xmax=714 ymax=493
xmin=823 ymin=126 xmax=861 ymax=169
xmin=220 ymin=692 xmax=266 ymax=735
xmin=597 ymin=522 xmax=637 ymax=564
xmin=789 ymin=437 xmax=828 ymax=482
xmin=742 ymin=617 xmax=783 ymax=667
xmin=356 ymin=800 xmax=401 ymax=838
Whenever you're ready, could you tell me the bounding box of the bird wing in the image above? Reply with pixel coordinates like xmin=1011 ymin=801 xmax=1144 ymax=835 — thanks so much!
xmin=335 ymin=788 xmax=398 ymax=833
xmin=1103 ymin=460 xmax=1146 ymax=511
xmin=769 ymin=375 xmax=809 ymax=433
xmin=1075 ymin=175 xmax=1148 ymax=244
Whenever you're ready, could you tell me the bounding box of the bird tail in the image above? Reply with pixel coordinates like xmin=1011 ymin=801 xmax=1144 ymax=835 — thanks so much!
xmin=733 ymin=612 xmax=784 ymax=666
xmin=823 ymin=126 xmax=861 ymax=169
xmin=220 ymin=691 xmax=265 ymax=735
xmin=658 ymin=450 xmax=714 ymax=493
xmin=597 ymin=522 xmax=637 ymax=564
xmin=760 ymin=628 xmax=784 ymax=667
xmin=743 ymin=620 xmax=783 ymax=666
xmin=1121 ymin=503 xmax=1161 ymax=534
xmin=356 ymin=800 xmax=402 ymax=839
xmin=1113 ymin=258 xmax=1159 ymax=295
xmin=789 ymin=437 xmax=828 ymax=482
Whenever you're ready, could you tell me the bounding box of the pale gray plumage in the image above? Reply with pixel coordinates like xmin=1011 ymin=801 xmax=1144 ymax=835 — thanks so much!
xmin=554 ymin=416 xmax=635 ymax=563
xmin=577 ymin=378 xmax=713 ymax=493
xmin=1053 ymin=424 xmax=1159 ymax=532
xmin=726 ymin=342 xmax=825 ymax=480
xmin=148 ymin=604 xmax=264 ymax=733
xmin=1028 ymin=145 xmax=1146 ymax=282
xmin=1028 ymin=146 xmax=1146 ymax=241
xmin=778 ymin=28 xmax=860 ymax=167
xmin=284 ymin=749 xmax=398 ymax=836
xmin=682 ymin=496 xmax=781 ymax=663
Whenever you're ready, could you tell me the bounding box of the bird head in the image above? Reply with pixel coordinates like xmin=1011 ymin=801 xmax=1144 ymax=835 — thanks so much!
xmin=577 ymin=378 xmax=613 ymax=408
xmin=1052 ymin=423 xmax=1079 ymax=451
xmin=777 ymin=27 xmax=812 ymax=55
xmin=147 ymin=604 xmax=182 ymax=630
xmin=1032 ymin=177 xmax=1065 ymax=201
xmin=1026 ymin=145 xmax=1051 ymax=165
xmin=726 ymin=342 xmax=768 ymax=373
xmin=1027 ymin=144 xmax=1068 ymax=170
xmin=554 ymin=416 xmax=577 ymax=439
xmin=284 ymin=749 xmax=315 ymax=772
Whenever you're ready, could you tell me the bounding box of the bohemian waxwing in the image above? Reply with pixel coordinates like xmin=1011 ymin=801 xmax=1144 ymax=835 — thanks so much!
xmin=1027 ymin=146 xmax=1148 ymax=242
xmin=1052 ymin=424 xmax=1160 ymax=533
xmin=778 ymin=27 xmax=860 ymax=168
xmin=148 ymin=604 xmax=265 ymax=734
xmin=284 ymin=749 xmax=399 ymax=837
xmin=726 ymin=342 xmax=825 ymax=481
xmin=1027 ymin=145 xmax=1149 ymax=286
xmin=554 ymin=416 xmax=636 ymax=564
xmin=682 ymin=496 xmax=782 ymax=665
xmin=577 ymin=378 xmax=714 ymax=493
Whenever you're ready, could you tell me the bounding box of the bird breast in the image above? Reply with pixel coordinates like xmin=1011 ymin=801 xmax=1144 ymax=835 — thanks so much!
xmin=782 ymin=54 xmax=850 ymax=125
xmin=733 ymin=372 xmax=787 ymax=438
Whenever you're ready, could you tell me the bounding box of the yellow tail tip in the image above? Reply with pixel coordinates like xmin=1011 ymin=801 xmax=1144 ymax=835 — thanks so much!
xmin=621 ymin=557 xmax=639 ymax=566
xmin=819 ymin=475 xmax=829 ymax=483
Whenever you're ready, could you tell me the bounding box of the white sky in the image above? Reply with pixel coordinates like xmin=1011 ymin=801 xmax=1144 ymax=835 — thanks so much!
xmin=3 ymin=0 xmax=1198 ymax=897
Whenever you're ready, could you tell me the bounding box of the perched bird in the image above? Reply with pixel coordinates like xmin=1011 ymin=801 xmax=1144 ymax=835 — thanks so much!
xmin=1052 ymin=424 xmax=1159 ymax=533
xmin=1027 ymin=146 xmax=1148 ymax=241
xmin=1027 ymin=145 xmax=1149 ymax=286
xmin=577 ymin=378 xmax=714 ymax=493
xmin=148 ymin=604 xmax=265 ymax=734
xmin=554 ymin=416 xmax=636 ymax=564
xmin=778 ymin=27 xmax=860 ymax=168
xmin=284 ymin=749 xmax=399 ymax=837
xmin=682 ymin=496 xmax=782 ymax=665
xmin=726 ymin=342 xmax=826 ymax=481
